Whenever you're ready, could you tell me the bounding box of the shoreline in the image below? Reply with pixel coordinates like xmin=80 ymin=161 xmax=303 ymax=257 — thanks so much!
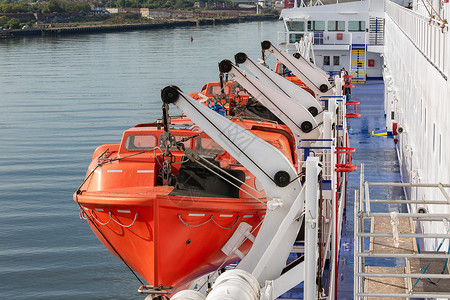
xmin=7 ymin=14 xmax=279 ymax=37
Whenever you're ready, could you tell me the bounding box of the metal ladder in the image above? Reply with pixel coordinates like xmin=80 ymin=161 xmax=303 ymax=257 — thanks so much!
xmin=354 ymin=164 xmax=450 ymax=299
xmin=350 ymin=45 xmax=366 ymax=83
xmin=369 ymin=17 xmax=385 ymax=46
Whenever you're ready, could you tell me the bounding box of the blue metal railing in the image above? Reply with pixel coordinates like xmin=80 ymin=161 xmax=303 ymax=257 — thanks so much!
xmin=298 ymin=138 xmax=334 ymax=161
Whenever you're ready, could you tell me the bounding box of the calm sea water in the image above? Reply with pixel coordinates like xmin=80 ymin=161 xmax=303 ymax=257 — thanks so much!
xmin=0 ymin=21 xmax=282 ymax=299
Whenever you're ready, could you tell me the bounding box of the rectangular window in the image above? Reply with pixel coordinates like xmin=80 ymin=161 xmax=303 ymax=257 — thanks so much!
xmin=286 ymin=21 xmax=305 ymax=31
xmin=289 ymin=33 xmax=304 ymax=43
xmin=126 ymin=134 xmax=157 ymax=150
xmin=195 ymin=137 xmax=225 ymax=156
xmin=328 ymin=21 xmax=345 ymax=31
xmin=307 ymin=21 xmax=325 ymax=31
xmin=333 ymin=56 xmax=340 ymax=66
xmin=323 ymin=56 xmax=330 ymax=66
xmin=208 ymin=84 xmax=230 ymax=96
xmin=348 ymin=21 xmax=366 ymax=31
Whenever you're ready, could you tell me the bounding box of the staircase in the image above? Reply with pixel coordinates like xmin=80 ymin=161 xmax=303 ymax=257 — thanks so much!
xmin=350 ymin=45 xmax=366 ymax=83
xmin=369 ymin=17 xmax=385 ymax=45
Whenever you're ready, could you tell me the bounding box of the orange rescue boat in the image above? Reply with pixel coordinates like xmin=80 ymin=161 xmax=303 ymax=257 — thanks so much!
xmin=74 ymin=113 xmax=296 ymax=294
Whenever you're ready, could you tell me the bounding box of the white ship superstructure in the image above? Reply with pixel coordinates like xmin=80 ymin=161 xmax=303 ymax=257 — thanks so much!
xmin=280 ymin=0 xmax=386 ymax=82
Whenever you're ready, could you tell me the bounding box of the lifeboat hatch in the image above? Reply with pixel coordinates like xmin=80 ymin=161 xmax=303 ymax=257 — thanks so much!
xmin=169 ymin=158 xmax=245 ymax=198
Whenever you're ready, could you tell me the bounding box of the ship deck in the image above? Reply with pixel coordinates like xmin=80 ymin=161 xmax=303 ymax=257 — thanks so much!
xmin=279 ymin=79 xmax=409 ymax=299
xmin=337 ymin=79 xmax=407 ymax=299
xmin=276 ymin=80 xmax=450 ymax=299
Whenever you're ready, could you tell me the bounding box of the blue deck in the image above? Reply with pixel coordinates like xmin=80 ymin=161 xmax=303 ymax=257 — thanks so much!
xmin=337 ymin=80 xmax=406 ymax=299
xmin=281 ymin=80 xmax=406 ymax=299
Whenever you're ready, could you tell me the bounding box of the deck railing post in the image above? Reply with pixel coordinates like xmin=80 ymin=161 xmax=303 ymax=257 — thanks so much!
xmin=304 ymin=156 xmax=320 ymax=299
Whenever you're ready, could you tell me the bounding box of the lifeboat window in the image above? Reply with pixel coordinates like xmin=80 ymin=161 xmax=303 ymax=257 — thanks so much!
xmin=194 ymin=137 xmax=225 ymax=156
xmin=126 ymin=134 xmax=157 ymax=150
xmin=230 ymin=83 xmax=247 ymax=96
xmin=286 ymin=21 xmax=305 ymax=31
xmin=275 ymin=63 xmax=284 ymax=75
xmin=207 ymin=85 xmax=230 ymax=96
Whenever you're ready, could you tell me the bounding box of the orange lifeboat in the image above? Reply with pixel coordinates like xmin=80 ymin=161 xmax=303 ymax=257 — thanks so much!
xmin=188 ymin=81 xmax=250 ymax=112
xmin=74 ymin=116 xmax=296 ymax=294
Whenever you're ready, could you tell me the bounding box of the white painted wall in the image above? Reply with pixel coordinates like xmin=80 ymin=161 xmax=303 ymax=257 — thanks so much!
xmin=384 ymin=0 xmax=450 ymax=250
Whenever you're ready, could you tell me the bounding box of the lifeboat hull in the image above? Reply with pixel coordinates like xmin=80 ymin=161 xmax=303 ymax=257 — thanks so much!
xmin=75 ymin=189 xmax=265 ymax=292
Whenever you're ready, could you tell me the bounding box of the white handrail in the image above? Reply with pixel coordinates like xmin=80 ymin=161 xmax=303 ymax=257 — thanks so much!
xmin=386 ymin=0 xmax=448 ymax=77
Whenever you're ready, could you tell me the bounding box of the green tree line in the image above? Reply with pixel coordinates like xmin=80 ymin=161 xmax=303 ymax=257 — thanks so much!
xmin=0 ymin=0 xmax=91 ymax=13
xmin=0 ymin=0 xmax=236 ymax=13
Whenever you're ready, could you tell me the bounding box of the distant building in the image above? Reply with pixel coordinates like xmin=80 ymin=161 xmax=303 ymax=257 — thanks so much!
xmin=105 ymin=7 xmax=126 ymax=14
xmin=117 ymin=8 xmax=153 ymax=17
xmin=147 ymin=9 xmax=193 ymax=18
xmin=91 ymin=5 xmax=108 ymax=15
xmin=124 ymin=7 xmax=141 ymax=14
xmin=230 ymin=0 xmax=258 ymax=8
xmin=140 ymin=8 xmax=150 ymax=17
xmin=258 ymin=0 xmax=272 ymax=8
xmin=193 ymin=1 xmax=232 ymax=8
xmin=274 ymin=0 xmax=284 ymax=8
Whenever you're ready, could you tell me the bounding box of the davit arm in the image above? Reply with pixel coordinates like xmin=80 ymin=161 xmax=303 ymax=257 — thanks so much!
xmin=161 ymin=85 xmax=298 ymax=194
xmin=161 ymin=86 xmax=305 ymax=284
xmin=218 ymin=59 xmax=321 ymax=141
xmin=261 ymin=40 xmax=333 ymax=97
xmin=233 ymin=52 xmax=322 ymax=118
